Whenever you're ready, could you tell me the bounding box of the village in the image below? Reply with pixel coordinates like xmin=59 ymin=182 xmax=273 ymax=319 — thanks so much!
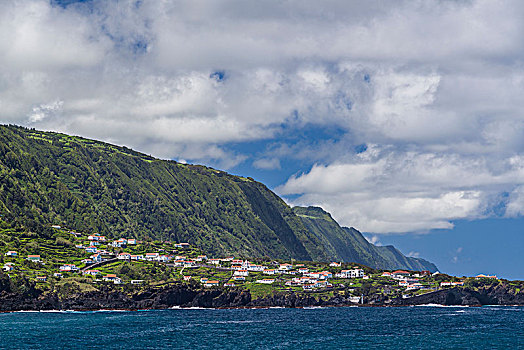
xmin=1 ymin=225 xmax=500 ymax=301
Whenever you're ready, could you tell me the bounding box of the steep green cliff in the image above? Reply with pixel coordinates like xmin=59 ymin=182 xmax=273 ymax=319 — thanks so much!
xmin=294 ymin=206 xmax=437 ymax=271
xmin=0 ymin=125 xmax=437 ymax=271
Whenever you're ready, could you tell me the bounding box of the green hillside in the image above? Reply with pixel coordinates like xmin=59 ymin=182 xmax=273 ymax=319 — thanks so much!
xmin=294 ymin=206 xmax=437 ymax=271
xmin=0 ymin=125 xmax=436 ymax=271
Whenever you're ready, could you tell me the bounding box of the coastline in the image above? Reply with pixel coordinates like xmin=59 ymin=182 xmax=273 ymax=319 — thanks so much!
xmin=1 ymin=284 xmax=522 ymax=313
xmin=0 ymin=304 xmax=500 ymax=314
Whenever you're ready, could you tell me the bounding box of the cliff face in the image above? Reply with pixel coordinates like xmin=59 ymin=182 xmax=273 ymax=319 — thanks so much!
xmin=0 ymin=125 xmax=436 ymax=270
xmin=1 ymin=284 xmax=522 ymax=311
xmin=390 ymin=285 xmax=524 ymax=306
xmin=294 ymin=207 xmax=438 ymax=272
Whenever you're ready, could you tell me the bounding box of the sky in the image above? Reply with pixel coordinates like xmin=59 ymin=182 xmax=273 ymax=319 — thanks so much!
xmin=0 ymin=0 xmax=523 ymax=279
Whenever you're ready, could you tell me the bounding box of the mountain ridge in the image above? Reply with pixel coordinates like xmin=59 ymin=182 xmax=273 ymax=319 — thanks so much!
xmin=0 ymin=124 xmax=437 ymax=271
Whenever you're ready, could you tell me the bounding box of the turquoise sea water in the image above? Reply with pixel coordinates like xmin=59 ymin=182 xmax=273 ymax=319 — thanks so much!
xmin=0 ymin=306 xmax=522 ymax=349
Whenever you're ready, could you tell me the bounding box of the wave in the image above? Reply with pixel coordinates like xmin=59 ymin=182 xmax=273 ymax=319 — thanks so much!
xmin=415 ymin=304 xmax=470 ymax=308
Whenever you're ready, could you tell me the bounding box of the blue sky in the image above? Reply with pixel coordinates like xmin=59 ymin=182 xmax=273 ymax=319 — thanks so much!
xmin=0 ymin=0 xmax=523 ymax=279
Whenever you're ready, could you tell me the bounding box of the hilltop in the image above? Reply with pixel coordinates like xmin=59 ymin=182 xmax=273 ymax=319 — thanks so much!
xmin=0 ymin=124 xmax=436 ymax=271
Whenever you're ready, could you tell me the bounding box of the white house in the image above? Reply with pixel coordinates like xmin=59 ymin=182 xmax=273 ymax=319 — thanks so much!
xmin=103 ymin=274 xmax=122 ymax=284
xmin=27 ymin=255 xmax=41 ymax=263
xmin=5 ymin=251 xmax=17 ymax=257
xmin=336 ymin=268 xmax=364 ymax=279
xmin=145 ymin=253 xmax=159 ymax=261
xmin=117 ymin=253 xmax=131 ymax=260
xmin=278 ymin=264 xmax=293 ymax=271
xmin=83 ymin=270 xmax=101 ymax=276
xmin=256 ymin=279 xmax=275 ymax=284
xmin=329 ymin=262 xmax=342 ymax=267
xmin=174 ymin=243 xmax=190 ymax=249
xmin=247 ymin=265 xmax=266 ymax=272
xmin=203 ymin=280 xmax=219 ymax=287
xmin=59 ymin=264 xmax=79 ymax=272
xmin=263 ymin=269 xmax=276 ymax=275
xmin=85 ymin=246 xmax=98 ymax=253
xmin=234 ymin=269 xmax=249 ymax=277
xmin=91 ymin=253 xmax=102 ymax=263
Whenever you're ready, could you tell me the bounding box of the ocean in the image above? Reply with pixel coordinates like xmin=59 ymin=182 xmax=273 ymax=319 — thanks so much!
xmin=0 ymin=306 xmax=522 ymax=349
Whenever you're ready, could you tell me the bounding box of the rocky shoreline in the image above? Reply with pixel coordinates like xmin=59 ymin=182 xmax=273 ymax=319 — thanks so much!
xmin=1 ymin=284 xmax=522 ymax=312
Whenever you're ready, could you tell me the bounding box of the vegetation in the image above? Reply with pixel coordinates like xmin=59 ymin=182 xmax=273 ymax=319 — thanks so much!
xmin=294 ymin=206 xmax=437 ymax=271
xmin=0 ymin=124 xmax=435 ymax=271
xmin=0 ymin=219 xmax=521 ymax=305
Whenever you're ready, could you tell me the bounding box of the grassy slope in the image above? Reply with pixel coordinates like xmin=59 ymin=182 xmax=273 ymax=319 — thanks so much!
xmin=294 ymin=206 xmax=438 ymax=272
xmin=0 ymin=125 xmax=437 ymax=270
xmin=0 ymin=125 xmax=321 ymax=261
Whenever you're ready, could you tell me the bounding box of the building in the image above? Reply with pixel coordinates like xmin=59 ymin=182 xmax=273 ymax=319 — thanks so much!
xmin=329 ymin=262 xmax=342 ymax=267
xmin=59 ymin=264 xmax=79 ymax=272
xmin=247 ymin=265 xmax=266 ymax=272
xmin=278 ymin=264 xmax=293 ymax=271
xmin=103 ymin=274 xmax=122 ymax=284
xmin=174 ymin=243 xmax=190 ymax=249
xmin=5 ymin=251 xmax=17 ymax=257
xmin=392 ymin=270 xmax=411 ymax=279
xmin=475 ymin=274 xmax=497 ymax=279
xmin=83 ymin=270 xmax=101 ymax=276
xmin=203 ymin=280 xmax=219 ymax=288
xmin=27 ymin=255 xmax=41 ymax=263
xmin=117 ymin=253 xmax=131 ymax=260
xmin=36 ymin=276 xmax=47 ymax=282
xmin=256 ymin=279 xmax=275 ymax=284
xmin=145 ymin=253 xmax=159 ymax=261
xmin=85 ymin=246 xmax=98 ymax=253
xmin=91 ymin=253 xmax=102 ymax=263
xmin=234 ymin=269 xmax=249 ymax=277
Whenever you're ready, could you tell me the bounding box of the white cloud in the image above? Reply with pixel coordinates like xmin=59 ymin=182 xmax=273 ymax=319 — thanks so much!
xmin=278 ymin=147 xmax=524 ymax=233
xmin=1 ymin=0 xmax=524 ymax=229
xmin=407 ymin=251 xmax=420 ymax=258
xmin=452 ymin=247 xmax=463 ymax=263
xmin=366 ymin=235 xmax=381 ymax=246
xmin=253 ymin=158 xmax=281 ymax=170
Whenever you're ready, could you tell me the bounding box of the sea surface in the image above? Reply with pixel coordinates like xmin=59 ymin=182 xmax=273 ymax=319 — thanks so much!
xmin=0 ymin=306 xmax=522 ymax=349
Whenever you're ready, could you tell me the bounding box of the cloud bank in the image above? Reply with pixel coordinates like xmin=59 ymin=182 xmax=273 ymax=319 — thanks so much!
xmin=2 ymin=0 xmax=524 ymax=233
